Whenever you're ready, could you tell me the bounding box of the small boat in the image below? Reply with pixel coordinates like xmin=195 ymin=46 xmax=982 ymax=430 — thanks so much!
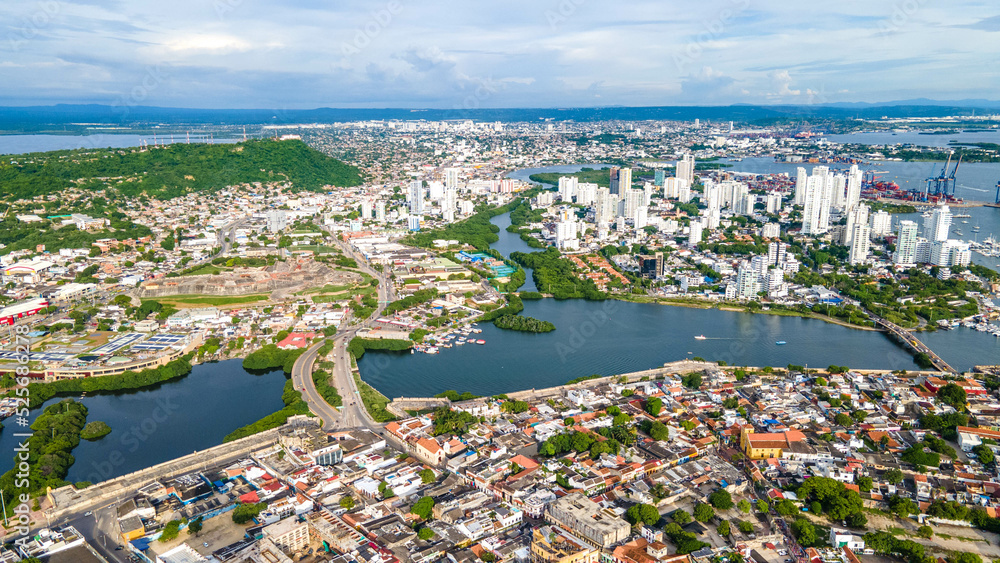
xmin=775 ymin=341 xmax=787 ymax=345
xmin=476 ymin=340 xmax=485 ymax=345
xmin=694 ymin=335 xmax=707 ymax=340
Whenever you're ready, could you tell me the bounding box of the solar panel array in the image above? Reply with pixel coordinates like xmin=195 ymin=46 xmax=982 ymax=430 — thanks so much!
xmin=90 ymin=332 xmax=146 ymax=355
xmin=131 ymin=333 xmax=187 ymax=351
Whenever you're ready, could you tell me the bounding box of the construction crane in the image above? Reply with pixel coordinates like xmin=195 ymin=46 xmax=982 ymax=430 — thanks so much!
xmin=923 ymin=152 xmax=962 ymax=199
xmin=948 ymin=153 xmax=963 ymax=196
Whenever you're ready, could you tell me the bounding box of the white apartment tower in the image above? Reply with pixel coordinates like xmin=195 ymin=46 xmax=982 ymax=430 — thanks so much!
xmin=676 ymin=154 xmax=695 ymax=184
xmin=408 ymin=180 xmax=424 ymax=215
xmin=923 ymin=205 xmax=952 ymax=242
xmin=444 ymin=168 xmax=459 ymax=191
xmin=845 ymin=165 xmax=862 ymax=211
xmin=843 ymin=204 xmax=869 ymax=247
xmin=802 ymin=176 xmax=830 ymax=235
xmin=895 ymin=220 xmax=918 ymax=266
xmin=849 ymin=224 xmax=871 ymax=265
xmin=869 ymin=210 xmax=892 ymax=237
xmin=794 ymin=167 xmax=808 ymax=206
xmin=558 ymin=176 xmax=578 ymax=202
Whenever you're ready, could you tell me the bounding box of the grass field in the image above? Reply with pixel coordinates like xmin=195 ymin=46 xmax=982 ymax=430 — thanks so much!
xmin=308 ymin=284 xmax=376 ymax=303
xmin=157 ymin=294 xmax=270 ymax=307
xmin=179 ymin=264 xmax=228 ymax=276
xmin=310 ymin=294 xmax=348 ymax=304
xmin=293 ymin=245 xmax=340 ymax=254
xmin=354 ymin=373 xmax=396 ymax=422
xmin=298 ymin=283 xmax=353 ymax=295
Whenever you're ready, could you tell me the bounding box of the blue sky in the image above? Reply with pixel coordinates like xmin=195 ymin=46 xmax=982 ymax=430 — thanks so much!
xmin=0 ymin=0 xmax=997 ymax=108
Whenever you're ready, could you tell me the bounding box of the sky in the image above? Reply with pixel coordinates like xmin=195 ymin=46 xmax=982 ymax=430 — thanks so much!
xmin=0 ymin=0 xmax=997 ymax=109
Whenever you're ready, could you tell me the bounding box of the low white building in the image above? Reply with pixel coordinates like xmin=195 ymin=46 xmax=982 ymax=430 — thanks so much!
xmin=829 ymin=528 xmax=865 ymax=550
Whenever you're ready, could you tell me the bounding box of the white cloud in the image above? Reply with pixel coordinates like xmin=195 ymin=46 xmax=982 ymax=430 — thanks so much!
xmin=164 ymin=34 xmax=252 ymax=54
xmin=0 ymin=0 xmax=996 ymax=107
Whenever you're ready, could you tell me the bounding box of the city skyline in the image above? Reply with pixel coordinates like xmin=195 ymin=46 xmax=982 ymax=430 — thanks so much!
xmin=1 ymin=0 xmax=998 ymax=109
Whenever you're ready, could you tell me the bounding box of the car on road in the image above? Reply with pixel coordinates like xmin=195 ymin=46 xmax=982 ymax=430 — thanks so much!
xmin=84 ymin=511 xmax=92 ymax=516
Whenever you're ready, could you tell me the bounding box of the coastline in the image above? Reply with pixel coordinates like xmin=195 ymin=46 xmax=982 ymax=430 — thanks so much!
xmin=379 ymin=359 xmax=952 ymax=413
xmin=540 ymin=292 xmax=885 ymax=332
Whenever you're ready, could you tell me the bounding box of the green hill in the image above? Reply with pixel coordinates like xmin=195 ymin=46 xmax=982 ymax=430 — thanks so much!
xmin=0 ymin=138 xmax=362 ymax=200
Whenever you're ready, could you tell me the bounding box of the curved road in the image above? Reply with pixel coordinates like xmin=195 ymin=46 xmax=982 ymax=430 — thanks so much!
xmin=291 ymin=238 xmax=396 ymax=433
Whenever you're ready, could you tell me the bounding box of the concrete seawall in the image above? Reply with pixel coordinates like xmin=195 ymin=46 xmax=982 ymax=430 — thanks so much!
xmin=48 ymin=428 xmax=281 ymax=519
xmin=386 ymin=359 xmax=951 ymax=408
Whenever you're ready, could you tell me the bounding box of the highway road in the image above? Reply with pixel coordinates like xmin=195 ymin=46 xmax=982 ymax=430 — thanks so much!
xmin=291 ymin=235 xmax=398 ymax=435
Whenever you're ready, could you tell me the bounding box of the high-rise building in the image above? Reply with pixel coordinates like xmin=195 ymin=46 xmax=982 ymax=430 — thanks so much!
xmin=761 ymin=222 xmax=780 ymax=238
xmin=930 ymin=240 xmax=972 ymax=267
xmin=766 ymin=268 xmax=785 ymax=294
xmin=375 ymin=200 xmax=386 ymax=222
xmin=576 ymin=183 xmax=597 ymax=206
xmin=703 ymin=182 xmax=722 ymax=214
xmin=633 ymin=205 xmax=648 ymax=230
xmin=360 ymin=199 xmax=373 ymax=220
xmin=923 ymin=205 xmax=952 ymax=242
xmin=605 ymin=167 xmax=632 ymax=197
xmin=609 ymin=167 xmax=631 ymax=195
xmin=849 ymin=224 xmax=871 ymax=265
xmin=730 ymin=183 xmax=749 ymax=214
xmin=735 ymin=265 xmax=760 ymax=299
xmin=444 ymin=168 xmax=459 ymax=191
xmin=843 ymin=204 xmax=869 ymax=247
xmin=663 ymin=178 xmax=687 ymax=200
xmin=677 ymin=181 xmax=692 ymax=203
xmin=265 ymin=210 xmax=287 ymax=233
xmin=428 ymin=181 xmax=444 ymax=200
xmin=558 ymin=176 xmax=578 ymax=202
xmin=623 ymin=188 xmax=645 ymax=218
xmin=794 ymin=167 xmax=807 ymax=206
xmin=802 ymin=176 xmax=830 ymax=235
xmin=676 ymin=154 xmax=695 ymax=184
xmin=556 ymin=221 xmax=579 ymax=250
xmin=443 ymin=188 xmax=457 ymax=223
xmin=768 ymin=241 xmax=788 ymax=266
xmin=895 ymin=220 xmax=918 ymax=266
xmin=654 ymin=169 xmax=665 ymax=187
xmin=831 ymin=173 xmax=847 ymax=209
xmin=869 ymin=210 xmax=892 ymax=236
xmin=407 ymin=215 xmax=421 ymax=231
xmin=688 ymin=220 xmax=703 ymax=247
xmin=595 ymin=188 xmax=617 ymax=224
xmin=408 ymin=181 xmax=424 ymax=215
xmin=638 ymin=252 xmax=664 ymax=279
xmin=845 ymin=165 xmax=862 ymax=211
xmin=765 ymin=193 xmax=782 ymax=214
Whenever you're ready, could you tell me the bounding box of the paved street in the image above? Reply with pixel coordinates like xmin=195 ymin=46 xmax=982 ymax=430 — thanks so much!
xmin=291 ymin=236 xmax=397 ymax=435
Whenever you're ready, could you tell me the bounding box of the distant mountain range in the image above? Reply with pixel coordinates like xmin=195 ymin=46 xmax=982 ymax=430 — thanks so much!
xmin=0 ymin=102 xmax=998 ymax=130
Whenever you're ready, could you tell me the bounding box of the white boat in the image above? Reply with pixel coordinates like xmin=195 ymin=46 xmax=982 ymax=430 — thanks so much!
xmin=694 ymin=335 xmax=707 ymax=340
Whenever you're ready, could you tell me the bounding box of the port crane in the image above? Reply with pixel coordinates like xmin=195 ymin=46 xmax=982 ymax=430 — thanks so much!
xmin=923 ymin=152 xmax=962 ymax=199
